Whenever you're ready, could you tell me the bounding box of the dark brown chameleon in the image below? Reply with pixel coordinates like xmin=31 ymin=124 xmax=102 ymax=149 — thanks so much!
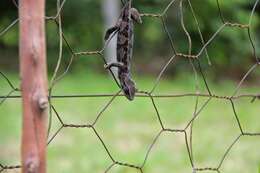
xmin=104 ymin=0 xmax=142 ymax=101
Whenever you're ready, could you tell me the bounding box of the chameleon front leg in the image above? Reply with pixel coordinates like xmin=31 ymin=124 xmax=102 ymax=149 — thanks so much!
xmin=104 ymin=26 xmax=119 ymax=41
xmin=130 ymin=8 xmax=142 ymax=24
xmin=104 ymin=62 xmax=126 ymax=69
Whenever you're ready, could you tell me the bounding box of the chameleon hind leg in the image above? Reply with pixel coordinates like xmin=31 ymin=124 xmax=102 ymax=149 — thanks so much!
xmin=104 ymin=62 xmax=126 ymax=70
xmin=130 ymin=8 xmax=142 ymax=24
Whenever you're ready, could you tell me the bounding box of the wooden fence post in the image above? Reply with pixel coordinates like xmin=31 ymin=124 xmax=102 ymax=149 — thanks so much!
xmin=19 ymin=0 xmax=48 ymax=173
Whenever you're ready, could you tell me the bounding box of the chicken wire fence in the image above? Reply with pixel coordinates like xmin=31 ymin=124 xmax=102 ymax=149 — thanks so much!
xmin=0 ymin=0 xmax=260 ymax=172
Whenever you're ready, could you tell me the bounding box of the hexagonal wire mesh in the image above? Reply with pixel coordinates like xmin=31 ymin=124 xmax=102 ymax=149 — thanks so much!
xmin=0 ymin=0 xmax=260 ymax=172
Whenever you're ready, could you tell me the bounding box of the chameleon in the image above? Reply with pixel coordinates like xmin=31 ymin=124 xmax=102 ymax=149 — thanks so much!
xmin=104 ymin=0 xmax=142 ymax=101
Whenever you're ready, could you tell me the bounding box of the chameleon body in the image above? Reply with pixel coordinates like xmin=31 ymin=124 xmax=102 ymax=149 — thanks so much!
xmin=104 ymin=0 xmax=142 ymax=101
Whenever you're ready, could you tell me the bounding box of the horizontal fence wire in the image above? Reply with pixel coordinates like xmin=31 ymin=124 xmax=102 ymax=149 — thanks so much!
xmin=0 ymin=0 xmax=260 ymax=172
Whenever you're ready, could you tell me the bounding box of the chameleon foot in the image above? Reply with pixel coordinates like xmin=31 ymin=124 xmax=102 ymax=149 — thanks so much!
xmin=104 ymin=62 xmax=125 ymax=69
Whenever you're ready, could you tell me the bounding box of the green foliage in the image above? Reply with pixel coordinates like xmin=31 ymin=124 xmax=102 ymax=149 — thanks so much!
xmin=0 ymin=0 xmax=259 ymax=78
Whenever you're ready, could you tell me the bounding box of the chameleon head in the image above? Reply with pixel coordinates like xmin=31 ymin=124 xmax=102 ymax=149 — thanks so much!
xmin=121 ymin=75 xmax=136 ymax=101
xmin=130 ymin=8 xmax=142 ymax=24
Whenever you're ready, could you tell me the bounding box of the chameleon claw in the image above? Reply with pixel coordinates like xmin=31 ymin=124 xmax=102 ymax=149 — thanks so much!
xmin=104 ymin=64 xmax=109 ymax=69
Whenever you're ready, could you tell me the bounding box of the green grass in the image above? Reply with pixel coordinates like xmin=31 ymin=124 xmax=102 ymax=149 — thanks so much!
xmin=0 ymin=71 xmax=260 ymax=173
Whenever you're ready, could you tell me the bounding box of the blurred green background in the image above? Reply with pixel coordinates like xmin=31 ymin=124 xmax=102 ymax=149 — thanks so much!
xmin=1 ymin=0 xmax=260 ymax=173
